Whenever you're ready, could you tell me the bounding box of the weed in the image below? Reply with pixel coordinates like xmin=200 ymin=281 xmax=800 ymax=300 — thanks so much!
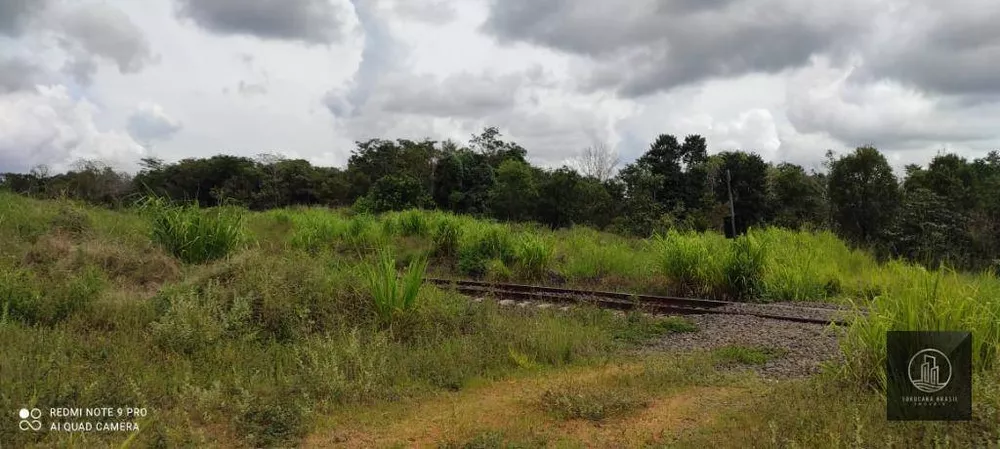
xmin=363 ymin=249 xmax=428 ymax=324
xmin=397 ymin=209 xmax=430 ymax=237
xmin=140 ymin=197 xmax=245 ymax=264
xmin=514 ymin=235 xmax=552 ymax=279
xmin=540 ymin=383 xmax=649 ymax=421
xmin=433 ymin=218 xmax=462 ymax=258
xmin=725 ymin=233 xmax=767 ymax=301
xmin=613 ymin=313 xmax=698 ymax=344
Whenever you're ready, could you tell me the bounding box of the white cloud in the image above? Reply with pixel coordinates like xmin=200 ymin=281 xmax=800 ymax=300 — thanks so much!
xmin=126 ymin=102 xmax=182 ymax=143
xmin=0 ymin=0 xmax=998 ymax=177
xmin=0 ymin=85 xmax=145 ymax=173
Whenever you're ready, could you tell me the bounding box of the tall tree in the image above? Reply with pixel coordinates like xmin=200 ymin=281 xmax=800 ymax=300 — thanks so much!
xmin=827 ymin=146 xmax=901 ymax=245
xmin=767 ymin=163 xmax=827 ymax=229
xmin=573 ymin=142 xmax=619 ymax=181
xmin=488 ymin=160 xmax=538 ymax=221
xmin=710 ymin=151 xmax=770 ymax=229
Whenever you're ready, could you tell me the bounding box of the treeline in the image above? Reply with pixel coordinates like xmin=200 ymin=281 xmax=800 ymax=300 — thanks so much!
xmin=2 ymin=127 xmax=999 ymax=272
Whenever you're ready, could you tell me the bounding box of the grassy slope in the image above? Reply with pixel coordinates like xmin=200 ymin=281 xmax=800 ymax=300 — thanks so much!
xmin=1 ymin=192 xmax=998 ymax=448
xmin=0 ymin=193 xmax=682 ymax=448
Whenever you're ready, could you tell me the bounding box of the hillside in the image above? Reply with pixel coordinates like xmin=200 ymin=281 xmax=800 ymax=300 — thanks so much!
xmin=1 ymin=191 xmax=997 ymax=448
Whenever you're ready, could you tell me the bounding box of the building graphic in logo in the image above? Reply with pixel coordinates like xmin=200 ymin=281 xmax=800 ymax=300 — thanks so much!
xmin=887 ymin=331 xmax=972 ymax=421
xmin=908 ymin=349 xmax=952 ymax=393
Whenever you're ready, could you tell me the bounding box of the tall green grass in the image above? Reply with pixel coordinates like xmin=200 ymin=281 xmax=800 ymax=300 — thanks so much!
xmin=840 ymin=265 xmax=1000 ymax=389
xmin=139 ymin=197 xmax=245 ymax=264
xmin=724 ymin=233 xmax=767 ymax=301
xmin=654 ymin=230 xmax=726 ymax=295
xmin=363 ymin=249 xmax=428 ymax=324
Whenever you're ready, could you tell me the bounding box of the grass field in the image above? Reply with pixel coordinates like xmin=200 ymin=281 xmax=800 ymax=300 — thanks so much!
xmin=1 ymin=191 xmax=998 ymax=448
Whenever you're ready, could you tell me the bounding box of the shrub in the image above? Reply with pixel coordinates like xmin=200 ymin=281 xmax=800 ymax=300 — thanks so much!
xmin=458 ymin=248 xmax=488 ymax=278
xmin=235 ymin=393 xmax=310 ymax=448
xmin=363 ymin=249 xmax=427 ymax=324
xmin=485 ymin=259 xmax=512 ymax=282
xmin=141 ymin=197 xmax=245 ymax=264
xmin=725 ymin=233 xmax=767 ymax=301
xmin=0 ymin=266 xmax=104 ymax=326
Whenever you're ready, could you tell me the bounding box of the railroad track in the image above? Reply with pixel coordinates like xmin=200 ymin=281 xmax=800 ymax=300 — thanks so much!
xmin=426 ymin=278 xmax=860 ymax=326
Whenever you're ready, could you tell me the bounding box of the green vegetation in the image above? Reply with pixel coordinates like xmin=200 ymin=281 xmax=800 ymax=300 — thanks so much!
xmin=1 ymin=188 xmax=999 ymax=446
xmin=540 ymin=384 xmax=650 ymax=422
xmin=363 ymin=249 xmax=428 ymax=325
xmin=140 ymin=196 xmax=246 ymax=264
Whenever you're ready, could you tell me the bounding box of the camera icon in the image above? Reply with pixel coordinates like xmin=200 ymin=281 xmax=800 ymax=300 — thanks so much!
xmin=18 ymin=408 xmax=42 ymax=431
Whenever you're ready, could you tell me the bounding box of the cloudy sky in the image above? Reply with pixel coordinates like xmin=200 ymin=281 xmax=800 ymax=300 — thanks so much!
xmin=1 ymin=0 xmax=998 ymax=174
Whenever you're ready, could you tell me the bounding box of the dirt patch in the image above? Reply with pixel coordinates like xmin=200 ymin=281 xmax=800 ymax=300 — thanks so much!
xmin=304 ymin=363 xmax=752 ymax=448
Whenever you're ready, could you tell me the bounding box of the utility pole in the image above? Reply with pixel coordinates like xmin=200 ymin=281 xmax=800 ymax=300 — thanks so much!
xmin=726 ymin=169 xmax=736 ymax=237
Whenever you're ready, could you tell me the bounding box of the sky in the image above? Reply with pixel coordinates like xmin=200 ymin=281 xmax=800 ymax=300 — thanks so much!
xmin=1 ymin=0 xmax=999 ymax=175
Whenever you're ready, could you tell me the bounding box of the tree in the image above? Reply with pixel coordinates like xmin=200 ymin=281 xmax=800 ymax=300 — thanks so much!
xmin=882 ymin=187 xmax=971 ymax=268
xmin=631 ymin=133 xmax=710 ymax=215
xmin=432 ymin=147 xmax=494 ymax=215
xmin=612 ymin=164 xmax=666 ymax=237
xmin=709 ymin=151 xmax=770 ymax=229
xmin=573 ymin=142 xmax=619 ymax=181
xmin=488 ymin=160 xmax=538 ymax=221
xmin=354 ymin=174 xmax=432 ymax=213
xmin=827 ymin=146 xmax=901 ymax=245
xmin=346 ymin=138 xmax=436 ymax=200
xmin=767 ymin=163 xmax=827 ymax=229
xmin=535 ymin=167 xmax=585 ymax=229
xmin=468 ymin=126 xmax=527 ymax=167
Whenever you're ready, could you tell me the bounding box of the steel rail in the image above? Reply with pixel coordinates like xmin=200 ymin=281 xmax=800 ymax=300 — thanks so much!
xmin=426 ymin=277 xmax=857 ymax=326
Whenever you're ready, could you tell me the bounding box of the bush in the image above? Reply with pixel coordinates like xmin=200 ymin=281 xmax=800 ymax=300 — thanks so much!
xmin=289 ymin=212 xmax=342 ymax=253
xmin=0 ymin=266 xmax=104 ymax=326
xmin=725 ymin=233 xmax=767 ymax=301
xmin=141 ymin=197 xmax=245 ymax=264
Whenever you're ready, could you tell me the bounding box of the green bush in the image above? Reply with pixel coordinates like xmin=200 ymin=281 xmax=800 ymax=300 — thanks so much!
xmin=0 ymin=266 xmax=104 ymax=326
xmin=288 ymin=212 xmax=342 ymax=253
xmin=141 ymin=197 xmax=245 ymax=264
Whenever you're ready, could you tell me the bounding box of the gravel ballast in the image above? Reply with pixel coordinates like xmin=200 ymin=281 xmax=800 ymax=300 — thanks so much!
xmin=648 ymin=314 xmax=846 ymax=378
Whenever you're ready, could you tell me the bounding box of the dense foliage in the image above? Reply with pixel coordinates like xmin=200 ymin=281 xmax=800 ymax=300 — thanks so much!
xmin=3 ymin=127 xmax=999 ymax=271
